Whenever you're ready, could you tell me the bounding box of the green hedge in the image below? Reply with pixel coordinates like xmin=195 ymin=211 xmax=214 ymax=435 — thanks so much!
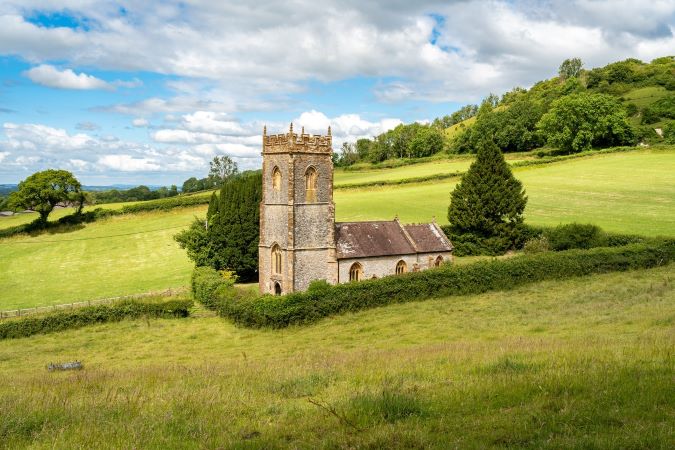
xmin=0 ymin=299 xmax=193 ymax=340
xmin=120 ymin=194 xmax=211 ymax=213
xmin=194 ymin=241 xmax=674 ymax=328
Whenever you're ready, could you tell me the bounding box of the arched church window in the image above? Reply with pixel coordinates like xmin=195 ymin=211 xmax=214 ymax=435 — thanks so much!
xmin=305 ymin=166 xmax=318 ymax=203
xmin=349 ymin=262 xmax=363 ymax=282
xmin=271 ymin=244 xmax=282 ymax=274
xmin=395 ymin=260 xmax=407 ymax=275
xmin=272 ymin=166 xmax=281 ymax=191
xmin=435 ymin=255 xmax=444 ymax=267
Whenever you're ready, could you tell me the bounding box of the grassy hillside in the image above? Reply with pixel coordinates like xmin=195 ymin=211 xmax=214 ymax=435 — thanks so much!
xmin=1 ymin=147 xmax=673 ymax=310
xmin=336 ymin=147 xmax=675 ymax=235
xmin=334 ymin=153 xmax=528 ymax=187
xmin=0 ymin=207 xmax=201 ymax=309
xmin=0 ymin=265 xmax=672 ymax=448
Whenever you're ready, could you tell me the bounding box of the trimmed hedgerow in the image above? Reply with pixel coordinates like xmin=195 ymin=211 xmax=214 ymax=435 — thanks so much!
xmin=194 ymin=241 xmax=674 ymax=329
xmin=120 ymin=194 xmax=211 ymax=213
xmin=0 ymin=299 xmax=193 ymax=340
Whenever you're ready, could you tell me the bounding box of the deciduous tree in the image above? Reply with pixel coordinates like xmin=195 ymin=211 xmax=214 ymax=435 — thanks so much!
xmin=8 ymin=169 xmax=82 ymax=224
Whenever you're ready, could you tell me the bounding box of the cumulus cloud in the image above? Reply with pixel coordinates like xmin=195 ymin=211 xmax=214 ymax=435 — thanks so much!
xmin=24 ymin=64 xmax=111 ymax=90
xmin=294 ymin=110 xmax=401 ymax=146
xmin=0 ymin=151 xmax=9 ymax=163
xmin=2 ymin=1 xmax=673 ymax=106
xmin=98 ymin=154 xmax=161 ymax=172
xmin=132 ymin=118 xmax=149 ymax=127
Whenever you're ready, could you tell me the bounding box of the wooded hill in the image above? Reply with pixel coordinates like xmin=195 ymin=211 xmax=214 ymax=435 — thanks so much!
xmin=336 ymin=56 xmax=675 ymax=165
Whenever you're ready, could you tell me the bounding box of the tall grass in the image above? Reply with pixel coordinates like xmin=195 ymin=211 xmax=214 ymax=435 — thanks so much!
xmin=0 ymin=265 xmax=672 ymax=448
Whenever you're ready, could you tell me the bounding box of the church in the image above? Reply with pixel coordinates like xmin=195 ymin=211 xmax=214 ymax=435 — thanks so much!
xmin=259 ymin=125 xmax=454 ymax=295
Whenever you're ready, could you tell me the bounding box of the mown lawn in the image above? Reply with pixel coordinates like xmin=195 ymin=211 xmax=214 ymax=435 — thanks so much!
xmin=335 ymin=147 xmax=675 ymax=235
xmin=0 ymin=266 xmax=672 ymax=448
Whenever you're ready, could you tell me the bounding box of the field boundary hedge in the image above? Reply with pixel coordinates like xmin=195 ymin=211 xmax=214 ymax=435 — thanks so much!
xmin=193 ymin=240 xmax=674 ymax=328
xmin=0 ymin=298 xmax=193 ymax=340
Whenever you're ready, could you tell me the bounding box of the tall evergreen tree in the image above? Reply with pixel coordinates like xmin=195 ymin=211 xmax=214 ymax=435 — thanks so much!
xmin=448 ymin=139 xmax=527 ymax=240
xmin=175 ymin=171 xmax=262 ymax=281
xmin=206 ymin=192 xmax=219 ymax=222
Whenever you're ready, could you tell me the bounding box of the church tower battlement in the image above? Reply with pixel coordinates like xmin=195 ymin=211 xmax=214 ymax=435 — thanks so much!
xmin=262 ymin=123 xmax=332 ymax=154
xmin=259 ymin=124 xmax=338 ymax=295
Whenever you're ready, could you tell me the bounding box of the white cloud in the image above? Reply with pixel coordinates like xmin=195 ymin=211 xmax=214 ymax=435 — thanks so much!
xmin=98 ymin=154 xmax=161 ymax=172
xmin=3 ymin=1 xmax=673 ymax=107
xmin=294 ymin=110 xmax=401 ymax=146
xmin=0 ymin=151 xmax=9 ymax=163
xmin=24 ymin=64 xmax=111 ymax=90
xmin=132 ymin=118 xmax=149 ymax=127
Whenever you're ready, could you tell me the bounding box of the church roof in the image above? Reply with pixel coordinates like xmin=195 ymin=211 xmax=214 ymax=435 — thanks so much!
xmin=403 ymin=223 xmax=454 ymax=254
xmin=335 ymin=220 xmax=453 ymax=260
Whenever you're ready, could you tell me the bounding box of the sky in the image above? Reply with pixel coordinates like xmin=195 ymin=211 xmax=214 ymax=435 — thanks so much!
xmin=0 ymin=1 xmax=673 ymax=186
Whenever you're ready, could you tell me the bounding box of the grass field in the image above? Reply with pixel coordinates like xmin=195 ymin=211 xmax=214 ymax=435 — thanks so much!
xmin=333 ymin=154 xmax=527 ymax=187
xmin=335 ymin=147 xmax=675 ymax=235
xmin=1 ymin=147 xmax=673 ymax=310
xmin=0 ymin=207 xmax=201 ymax=309
xmin=0 ymin=265 xmax=672 ymax=448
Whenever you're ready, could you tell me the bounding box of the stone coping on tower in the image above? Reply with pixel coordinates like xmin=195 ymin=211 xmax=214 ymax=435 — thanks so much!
xmin=262 ymin=123 xmax=332 ymax=154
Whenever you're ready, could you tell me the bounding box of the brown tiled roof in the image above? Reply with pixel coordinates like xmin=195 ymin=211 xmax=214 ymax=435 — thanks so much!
xmin=335 ymin=221 xmax=415 ymax=259
xmin=335 ymin=220 xmax=453 ymax=259
xmin=403 ymin=223 xmax=454 ymax=253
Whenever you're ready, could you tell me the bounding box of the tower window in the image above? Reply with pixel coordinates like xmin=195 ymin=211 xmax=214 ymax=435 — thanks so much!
xmin=348 ymin=262 xmax=363 ymax=282
xmin=272 ymin=167 xmax=281 ymax=191
xmin=305 ymin=166 xmax=318 ymax=203
xmin=271 ymin=244 xmax=282 ymax=274
xmin=395 ymin=260 xmax=407 ymax=275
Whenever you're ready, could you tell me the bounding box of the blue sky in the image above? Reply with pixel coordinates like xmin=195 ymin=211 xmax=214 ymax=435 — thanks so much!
xmin=0 ymin=0 xmax=673 ymax=185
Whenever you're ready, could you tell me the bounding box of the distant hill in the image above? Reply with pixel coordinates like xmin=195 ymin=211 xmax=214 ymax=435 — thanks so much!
xmin=336 ymin=56 xmax=674 ymax=166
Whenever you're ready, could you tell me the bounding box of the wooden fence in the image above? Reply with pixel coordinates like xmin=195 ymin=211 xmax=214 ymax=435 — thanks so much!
xmin=0 ymin=288 xmax=188 ymax=320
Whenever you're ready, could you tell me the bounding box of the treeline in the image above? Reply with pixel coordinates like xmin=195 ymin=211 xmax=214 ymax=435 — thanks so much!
xmin=336 ymin=56 xmax=675 ymax=165
xmin=90 ymin=184 xmax=179 ymax=204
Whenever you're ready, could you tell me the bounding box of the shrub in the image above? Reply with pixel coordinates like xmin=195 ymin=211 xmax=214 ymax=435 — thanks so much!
xmin=523 ymin=235 xmax=550 ymax=254
xmin=121 ymin=194 xmax=210 ymax=213
xmin=0 ymin=299 xmax=193 ymax=340
xmin=543 ymin=223 xmax=607 ymax=251
xmin=194 ymin=241 xmax=674 ymax=328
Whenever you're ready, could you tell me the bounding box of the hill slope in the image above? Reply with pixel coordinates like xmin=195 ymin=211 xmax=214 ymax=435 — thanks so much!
xmin=1 ymin=146 xmax=674 ymax=309
xmin=0 ymin=265 xmax=672 ymax=448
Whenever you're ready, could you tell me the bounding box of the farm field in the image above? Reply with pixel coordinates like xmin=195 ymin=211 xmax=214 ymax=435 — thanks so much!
xmin=333 ymin=153 xmax=527 ymax=187
xmin=335 ymin=147 xmax=675 ymax=235
xmin=0 ymin=265 xmax=672 ymax=448
xmin=0 ymin=206 xmax=201 ymax=309
xmin=1 ymin=146 xmax=674 ymax=310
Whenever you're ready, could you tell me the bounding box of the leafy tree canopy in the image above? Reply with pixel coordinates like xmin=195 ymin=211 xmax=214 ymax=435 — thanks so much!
xmin=558 ymin=57 xmax=583 ymax=80
xmin=8 ymin=169 xmax=82 ymax=223
xmin=537 ymin=93 xmax=635 ymax=153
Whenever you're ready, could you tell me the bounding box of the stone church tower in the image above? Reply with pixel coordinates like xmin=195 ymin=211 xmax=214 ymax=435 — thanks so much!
xmin=258 ymin=124 xmax=338 ymax=295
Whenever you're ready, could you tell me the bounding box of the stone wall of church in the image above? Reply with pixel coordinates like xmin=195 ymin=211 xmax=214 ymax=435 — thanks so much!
xmin=337 ymin=251 xmax=453 ymax=283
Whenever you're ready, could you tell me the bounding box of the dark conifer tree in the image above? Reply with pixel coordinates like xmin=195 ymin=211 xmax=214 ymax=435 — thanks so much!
xmin=448 ymin=139 xmax=527 ymax=240
xmin=209 ymin=172 xmax=262 ymax=281
xmin=206 ymin=192 xmax=219 ymax=221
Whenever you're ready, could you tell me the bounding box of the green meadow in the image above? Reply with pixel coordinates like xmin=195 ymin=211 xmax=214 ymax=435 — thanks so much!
xmin=0 ymin=207 xmax=200 ymax=309
xmin=1 ymin=146 xmax=674 ymax=309
xmin=335 ymin=147 xmax=675 ymax=235
xmin=0 ymin=265 xmax=672 ymax=448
